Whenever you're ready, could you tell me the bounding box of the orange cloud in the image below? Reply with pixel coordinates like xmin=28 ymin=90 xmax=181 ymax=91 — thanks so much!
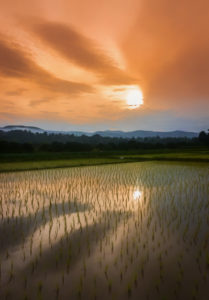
xmin=0 ymin=37 xmax=93 ymax=95
xmin=25 ymin=19 xmax=135 ymax=85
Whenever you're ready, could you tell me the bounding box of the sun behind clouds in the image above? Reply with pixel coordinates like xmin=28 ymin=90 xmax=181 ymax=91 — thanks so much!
xmin=126 ymin=87 xmax=143 ymax=109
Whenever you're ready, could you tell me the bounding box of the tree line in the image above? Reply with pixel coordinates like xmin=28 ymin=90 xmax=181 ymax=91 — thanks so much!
xmin=0 ymin=130 xmax=208 ymax=153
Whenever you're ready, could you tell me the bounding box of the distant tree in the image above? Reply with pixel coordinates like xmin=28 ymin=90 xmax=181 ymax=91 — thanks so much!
xmin=198 ymin=131 xmax=209 ymax=144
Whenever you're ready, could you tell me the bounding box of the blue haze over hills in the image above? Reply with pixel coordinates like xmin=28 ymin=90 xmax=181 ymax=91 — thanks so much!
xmin=0 ymin=125 xmax=198 ymax=139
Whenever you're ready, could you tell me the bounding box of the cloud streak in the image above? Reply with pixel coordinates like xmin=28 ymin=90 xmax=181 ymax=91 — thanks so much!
xmin=26 ymin=20 xmax=135 ymax=85
xmin=0 ymin=37 xmax=93 ymax=95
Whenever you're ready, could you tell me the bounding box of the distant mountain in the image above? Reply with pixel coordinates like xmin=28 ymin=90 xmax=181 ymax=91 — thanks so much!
xmin=0 ymin=125 xmax=198 ymax=138
xmin=0 ymin=125 xmax=44 ymax=133
xmin=94 ymin=130 xmax=198 ymax=138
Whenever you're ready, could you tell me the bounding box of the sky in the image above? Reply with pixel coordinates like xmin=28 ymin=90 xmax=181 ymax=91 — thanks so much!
xmin=0 ymin=0 xmax=208 ymax=132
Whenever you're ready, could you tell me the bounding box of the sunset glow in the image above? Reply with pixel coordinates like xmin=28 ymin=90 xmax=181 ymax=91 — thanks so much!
xmin=0 ymin=0 xmax=208 ymax=131
xmin=126 ymin=88 xmax=143 ymax=109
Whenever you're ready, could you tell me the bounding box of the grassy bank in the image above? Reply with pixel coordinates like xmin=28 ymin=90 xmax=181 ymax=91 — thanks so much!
xmin=0 ymin=148 xmax=208 ymax=172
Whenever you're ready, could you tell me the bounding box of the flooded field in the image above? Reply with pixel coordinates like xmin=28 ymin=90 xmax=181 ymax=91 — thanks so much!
xmin=0 ymin=162 xmax=209 ymax=300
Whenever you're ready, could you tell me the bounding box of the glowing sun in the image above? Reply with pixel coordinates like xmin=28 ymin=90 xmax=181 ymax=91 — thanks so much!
xmin=126 ymin=88 xmax=143 ymax=109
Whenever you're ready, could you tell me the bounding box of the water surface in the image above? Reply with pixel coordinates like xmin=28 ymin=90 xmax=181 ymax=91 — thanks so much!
xmin=0 ymin=162 xmax=209 ymax=299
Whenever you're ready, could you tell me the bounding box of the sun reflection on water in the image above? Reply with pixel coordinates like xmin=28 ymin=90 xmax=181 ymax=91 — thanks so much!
xmin=133 ymin=190 xmax=142 ymax=201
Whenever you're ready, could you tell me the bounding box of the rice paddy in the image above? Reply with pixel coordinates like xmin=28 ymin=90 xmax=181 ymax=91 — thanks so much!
xmin=0 ymin=161 xmax=209 ymax=299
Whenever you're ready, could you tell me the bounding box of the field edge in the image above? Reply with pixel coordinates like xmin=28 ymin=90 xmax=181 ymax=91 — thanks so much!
xmin=0 ymin=153 xmax=209 ymax=173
